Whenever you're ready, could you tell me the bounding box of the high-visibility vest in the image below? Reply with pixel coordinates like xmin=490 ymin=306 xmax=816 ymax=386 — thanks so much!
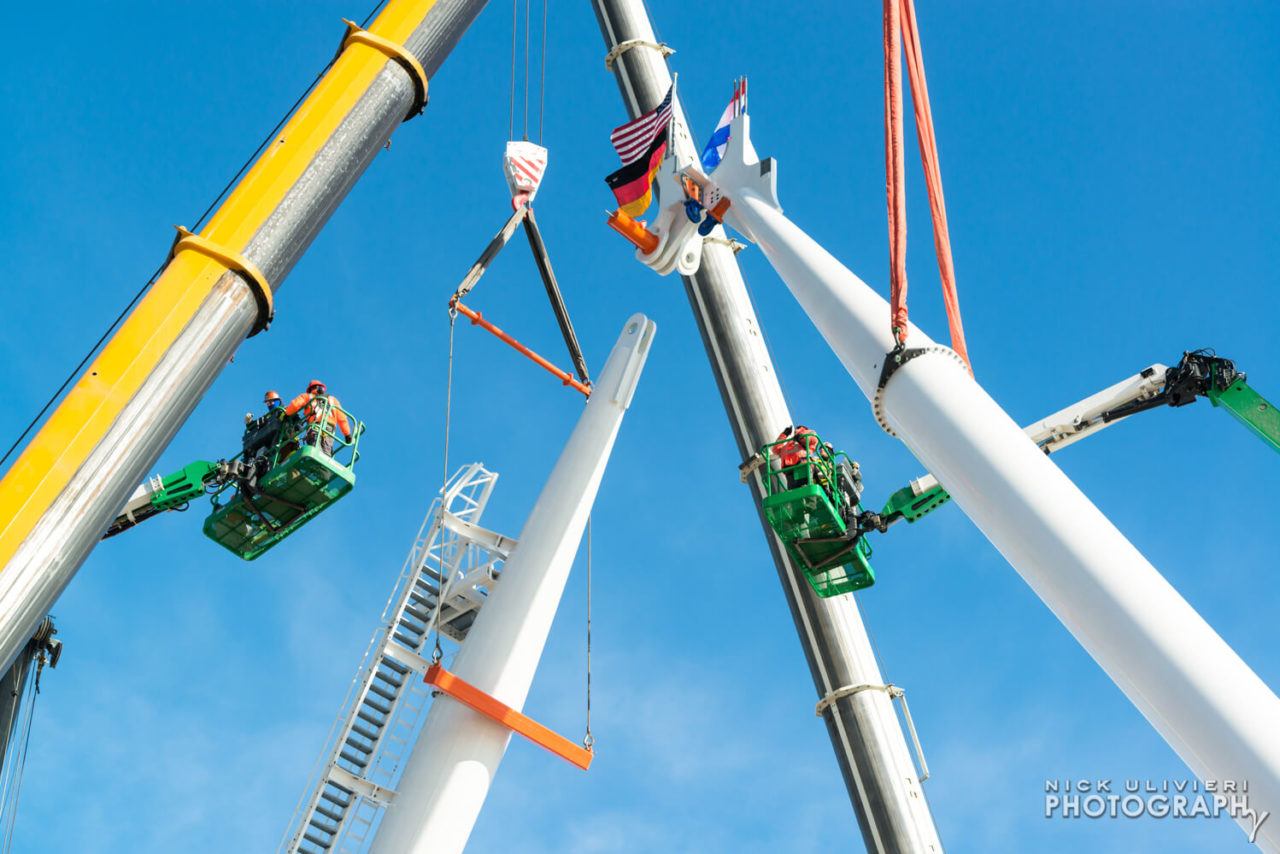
xmin=775 ymin=427 xmax=818 ymax=468
xmin=285 ymin=392 xmax=352 ymax=438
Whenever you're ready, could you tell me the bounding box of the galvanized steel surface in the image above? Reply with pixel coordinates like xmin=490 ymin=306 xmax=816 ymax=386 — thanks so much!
xmin=589 ymin=2 xmax=942 ymax=851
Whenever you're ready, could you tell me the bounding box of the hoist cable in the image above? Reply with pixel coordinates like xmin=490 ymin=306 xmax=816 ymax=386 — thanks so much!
xmin=523 ymin=0 xmax=532 ymax=140
xmin=0 ymin=652 xmax=40 ymax=854
xmin=583 ymin=514 xmax=594 ymax=750
xmin=509 ymin=0 xmax=518 ymax=139
xmin=426 ymin=310 xmax=459 ymax=664
xmin=0 ymin=0 xmax=389 ymax=474
xmin=538 ymin=0 xmax=549 ymax=144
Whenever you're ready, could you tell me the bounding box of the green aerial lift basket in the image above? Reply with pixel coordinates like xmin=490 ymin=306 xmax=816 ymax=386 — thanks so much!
xmin=759 ymin=432 xmax=875 ymax=598
xmin=203 ymin=400 xmax=363 ymax=561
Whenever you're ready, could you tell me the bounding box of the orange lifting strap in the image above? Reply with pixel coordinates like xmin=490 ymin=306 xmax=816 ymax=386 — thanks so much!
xmin=452 ymin=302 xmax=592 ymax=397
xmin=884 ymin=0 xmax=972 ymax=372
xmin=425 ymin=663 xmax=593 ymax=770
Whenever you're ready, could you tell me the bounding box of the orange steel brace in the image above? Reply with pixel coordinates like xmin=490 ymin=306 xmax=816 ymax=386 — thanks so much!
xmin=425 ymin=663 xmax=593 ymax=770
xmin=452 ymin=302 xmax=592 ymax=397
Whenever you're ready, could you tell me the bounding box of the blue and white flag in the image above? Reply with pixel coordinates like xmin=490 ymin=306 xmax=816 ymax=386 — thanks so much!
xmin=699 ymin=78 xmax=747 ymax=172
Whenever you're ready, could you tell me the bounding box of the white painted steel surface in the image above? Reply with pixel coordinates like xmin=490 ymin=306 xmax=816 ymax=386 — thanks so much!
xmin=370 ymin=314 xmax=655 ymax=854
xmin=715 ymin=115 xmax=1280 ymax=850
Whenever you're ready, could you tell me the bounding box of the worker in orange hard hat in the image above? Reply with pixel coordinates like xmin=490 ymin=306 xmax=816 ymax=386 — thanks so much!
xmin=264 ymin=390 xmax=283 ymax=411
xmin=774 ymin=424 xmax=819 ymax=470
xmin=771 ymin=424 xmax=830 ymax=493
xmin=285 ymin=379 xmax=352 ymax=456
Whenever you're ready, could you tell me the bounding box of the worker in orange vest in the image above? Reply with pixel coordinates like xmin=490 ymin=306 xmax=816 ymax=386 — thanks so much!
xmin=771 ymin=424 xmax=822 ymax=489
xmin=285 ymin=379 xmax=352 ymax=456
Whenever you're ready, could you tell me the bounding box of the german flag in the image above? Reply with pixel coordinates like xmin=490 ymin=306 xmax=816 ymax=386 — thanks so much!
xmin=605 ymin=125 xmax=668 ymax=218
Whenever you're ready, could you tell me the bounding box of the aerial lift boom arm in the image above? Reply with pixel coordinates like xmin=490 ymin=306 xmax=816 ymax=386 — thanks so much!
xmin=880 ymin=350 xmax=1280 ymax=527
xmin=103 ymin=461 xmax=225 ymax=539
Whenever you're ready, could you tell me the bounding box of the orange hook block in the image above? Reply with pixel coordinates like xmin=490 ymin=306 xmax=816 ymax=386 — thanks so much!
xmin=606 ymin=209 xmax=660 ymax=256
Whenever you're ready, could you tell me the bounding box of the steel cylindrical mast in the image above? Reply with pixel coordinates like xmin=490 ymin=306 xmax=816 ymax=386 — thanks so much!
xmin=714 ymin=114 xmax=1280 ymax=851
xmin=589 ymin=3 xmax=942 ymax=851
xmin=371 ymin=315 xmax=656 ymax=854
xmin=0 ymin=0 xmax=490 ymax=674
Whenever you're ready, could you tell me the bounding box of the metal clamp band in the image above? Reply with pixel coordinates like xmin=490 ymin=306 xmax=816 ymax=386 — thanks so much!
xmin=339 ymin=19 xmax=429 ymax=120
xmin=603 ymin=38 xmax=674 ymax=71
xmin=170 ymin=227 xmax=274 ymax=337
xmin=816 ymin=682 xmax=930 ymax=781
xmin=702 ymin=235 xmax=746 ymax=254
xmin=815 ymin=681 xmax=898 ymax=717
xmin=872 ymin=344 xmax=967 ymax=436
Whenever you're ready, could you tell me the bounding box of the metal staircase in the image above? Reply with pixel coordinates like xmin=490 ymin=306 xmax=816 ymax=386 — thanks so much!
xmin=280 ymin=463 xmax=516 ymax=854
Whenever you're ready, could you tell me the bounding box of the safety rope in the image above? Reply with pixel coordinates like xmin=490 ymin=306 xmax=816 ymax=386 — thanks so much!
xmin=883 ymin=0 xmax=971 ymax=372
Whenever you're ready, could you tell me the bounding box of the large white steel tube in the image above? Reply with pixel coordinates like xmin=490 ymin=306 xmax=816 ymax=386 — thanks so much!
xmin=370 ymin=314 xmax=655 ymax=854
xmin=714 ymin=115 xmax=1280 ymax=850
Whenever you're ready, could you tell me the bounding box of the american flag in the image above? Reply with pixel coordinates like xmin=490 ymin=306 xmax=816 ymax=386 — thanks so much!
xmin=610 ymin=85 xmax=674 ymax=166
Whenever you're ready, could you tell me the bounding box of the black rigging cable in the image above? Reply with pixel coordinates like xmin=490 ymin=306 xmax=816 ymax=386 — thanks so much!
xmin=0 ymin=0 xmax=388 ymax=474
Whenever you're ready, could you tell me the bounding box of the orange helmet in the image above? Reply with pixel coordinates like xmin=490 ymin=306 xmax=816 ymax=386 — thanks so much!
xmin=308 ymin=379 xmax=326 ymax=393
xmin=264 ymin=390 xmax=281 ymax=403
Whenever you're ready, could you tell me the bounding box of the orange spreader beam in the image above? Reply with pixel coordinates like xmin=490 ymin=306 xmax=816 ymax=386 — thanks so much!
xmin=424 ymin=663 xmax=593 ymax=770
xmin=452 ymin=302 xmax=592 ymax=397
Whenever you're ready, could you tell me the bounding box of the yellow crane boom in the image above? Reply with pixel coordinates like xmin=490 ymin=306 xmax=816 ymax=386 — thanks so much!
xmin=0 ymin=0 xmax=489 ymax=672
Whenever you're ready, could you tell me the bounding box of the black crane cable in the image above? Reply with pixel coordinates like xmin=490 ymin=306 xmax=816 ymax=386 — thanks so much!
xmin=0 ymin=0 xmax=389 ymax=474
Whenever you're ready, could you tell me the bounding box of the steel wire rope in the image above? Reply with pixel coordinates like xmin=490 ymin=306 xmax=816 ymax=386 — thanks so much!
xmin=538 ymin=0 xmax=548 ymax=144
xmin=0 ymin=653 xmax=40 ymax=854
xmin=425 ymin=310 xmax=459 ymax=664
xmin=583 ymin=513 xmax=594 ymax=749
xmin=523 ymin=0 xmax=532 ymax=139
xmin=509 ymin=0 xmax=518 ymax=139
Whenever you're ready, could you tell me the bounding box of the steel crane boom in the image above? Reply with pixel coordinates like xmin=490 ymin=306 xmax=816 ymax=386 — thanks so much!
xmin=0 ymin=0 xmax=491 ymax=674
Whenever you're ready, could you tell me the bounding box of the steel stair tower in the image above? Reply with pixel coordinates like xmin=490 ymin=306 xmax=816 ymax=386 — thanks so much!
xmin=280 ymin=463 xmax=515 ymax=853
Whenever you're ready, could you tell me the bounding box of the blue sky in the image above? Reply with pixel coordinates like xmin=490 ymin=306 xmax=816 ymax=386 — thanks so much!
xmin=1 ymin=1 xmax=1277 ymax=851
